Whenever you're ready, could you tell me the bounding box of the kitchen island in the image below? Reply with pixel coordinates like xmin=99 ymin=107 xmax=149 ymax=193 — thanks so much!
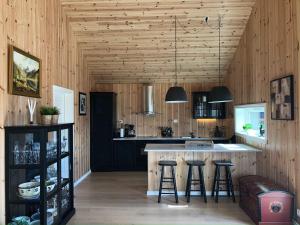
xmin=145 ymin=143 xmax=261 ymax=196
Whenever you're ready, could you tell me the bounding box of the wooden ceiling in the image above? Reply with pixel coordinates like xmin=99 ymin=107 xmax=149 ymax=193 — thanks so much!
xmin=60 ymin=0 xmax=256 ymax=83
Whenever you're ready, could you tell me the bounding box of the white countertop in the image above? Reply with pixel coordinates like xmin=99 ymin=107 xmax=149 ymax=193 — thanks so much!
xmin=144 ymin=144 xmax=261 ymax=153
xmin=113 ymin=136 xmax=228 ymax=141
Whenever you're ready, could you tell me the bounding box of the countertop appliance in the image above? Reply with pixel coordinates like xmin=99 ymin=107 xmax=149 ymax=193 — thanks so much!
xmin=160 ymin=127 xmax=173 ymax=137
xmin=125 ymin=124 xmax=136 ymax=137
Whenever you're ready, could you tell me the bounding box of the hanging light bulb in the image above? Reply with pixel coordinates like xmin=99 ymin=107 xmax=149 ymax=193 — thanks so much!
xmin=208 ymin=16 xmax=233 ymax=104
xmin=165 ymin=16 xmax=188 ymax=104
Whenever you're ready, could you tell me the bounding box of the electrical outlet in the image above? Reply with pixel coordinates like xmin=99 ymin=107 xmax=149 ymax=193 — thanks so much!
xmin=297 ymin=209 xmax=300 ymax=217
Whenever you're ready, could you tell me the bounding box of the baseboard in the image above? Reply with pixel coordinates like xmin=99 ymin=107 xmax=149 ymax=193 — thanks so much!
xmin=147 ymin=190 xmax=239 ymax=196
xmin=74 ymin=170 xmax=91 ymax=187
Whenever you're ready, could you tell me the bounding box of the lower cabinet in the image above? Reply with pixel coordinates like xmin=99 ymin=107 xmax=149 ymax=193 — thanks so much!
xmin=113 ymin=139 xmax=229 ymax=171
xmin=114 ymin=141 xmax=136 ymax=171
xmin=113 ymin=140 xmax=186 ymax=171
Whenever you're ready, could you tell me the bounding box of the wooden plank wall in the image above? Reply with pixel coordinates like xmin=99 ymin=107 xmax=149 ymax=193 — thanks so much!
xmin=92 ymin=83 xmax=230 ymax=137
xmin=0 ymin=1 xmax=90 ymax=223
xmin=225 ymin=0 xmax=300 ymax=208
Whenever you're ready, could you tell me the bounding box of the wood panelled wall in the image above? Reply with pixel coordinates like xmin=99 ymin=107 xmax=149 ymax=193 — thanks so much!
xmin=0 ymin=1 xmax=90 ymax=223
xmin=225 ymin=0 xmax=300 ymax=209
xmin=92 ymin=83 xmax=230 ymax=137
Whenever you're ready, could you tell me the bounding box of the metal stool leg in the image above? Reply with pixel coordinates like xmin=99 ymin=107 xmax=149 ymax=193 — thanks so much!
xmin=185 ymin=165 xmax=192 ymax=197
xmin=215 ymin=166 xmax=221 ymax=203
xmin=186 ymin=165 xmax=193 ymax=203
xmin=211 ymin=165 xmax=218 ymax=197
xmin=225 ymin=166 xmax=231 ymax=197
xmin=171 ymin=166 xmax=178 ymax=203
xmin=228 ymin=167 xmax=236 ymax=202
xmin=158 ymin=165 xmax=164 ymax=203
xmin=199 ymin=165 xmax=207 ymax=203
xmin=186 ymin=165 xmax=192 ymax=202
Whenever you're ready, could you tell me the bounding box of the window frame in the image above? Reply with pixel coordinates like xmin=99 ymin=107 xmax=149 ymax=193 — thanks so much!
xmin=234 ymin=103 xmax=268 ymax=144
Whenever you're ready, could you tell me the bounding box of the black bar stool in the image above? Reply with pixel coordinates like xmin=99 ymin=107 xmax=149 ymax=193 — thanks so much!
xmin=185 ymin=160 xmax=207 ymax=203
xmin=211 ymin=160 xmax=235 ymax=203
xmin=158 ymin=160 xmax=178 ymax=203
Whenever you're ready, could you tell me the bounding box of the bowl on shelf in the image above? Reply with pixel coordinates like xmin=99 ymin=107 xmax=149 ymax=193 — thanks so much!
xmin=33 ymin=176 xmax=40 ymax=182
xmin=12 ymin=216 xmax=31 ymax=225
xmin=18 ymin=182 xmax=40 ymax=199
xmin=30 ymin=220 xmax=40 ymax=225
xmin=46 ymin=181 xmax=56 ymax=193
xmin=31 ymin=212 xmax=53 ymax=225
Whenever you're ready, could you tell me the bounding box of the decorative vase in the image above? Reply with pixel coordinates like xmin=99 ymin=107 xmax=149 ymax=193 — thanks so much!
xmin=41 ymin=115 xmax=52 ymax=125
xmin=27 ymin=99 xmax=37 ymax=124
xmin=52 ymin=115 xmax=59 ymax=124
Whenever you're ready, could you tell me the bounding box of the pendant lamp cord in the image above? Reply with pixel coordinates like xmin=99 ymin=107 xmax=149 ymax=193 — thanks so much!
xmin=175 ymin=15 xmax=178 ymax=86
xmin=218 ymin=15 xmax=221 ymax=86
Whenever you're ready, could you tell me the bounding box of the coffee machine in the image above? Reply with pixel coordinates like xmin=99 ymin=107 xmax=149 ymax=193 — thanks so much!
xmin=125 ymin=124 xmax=136 ymax=137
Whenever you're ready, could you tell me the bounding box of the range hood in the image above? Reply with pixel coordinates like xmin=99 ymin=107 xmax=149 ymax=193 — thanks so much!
xmin=143 ymin=85 xmax=155 ymax=116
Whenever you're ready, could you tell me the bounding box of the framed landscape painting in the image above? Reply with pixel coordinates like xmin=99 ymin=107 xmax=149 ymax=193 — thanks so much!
xmin=79 ymin=92 xmax=87 ymax=115
xmin=270 ymin=75 xmax=294 ymax=120
xmin=9 ymin=45 xmax=41 ymax=98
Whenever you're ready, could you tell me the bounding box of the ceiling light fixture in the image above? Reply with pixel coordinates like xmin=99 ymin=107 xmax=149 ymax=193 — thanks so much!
xmin=208 ymin=16 xmax=233 ymax=104
xmin=165 ymin=16 xmax=188 ymax=104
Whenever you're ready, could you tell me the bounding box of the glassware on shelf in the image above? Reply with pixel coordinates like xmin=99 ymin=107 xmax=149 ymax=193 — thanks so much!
xmin=61 ymin=136 xmax=68 ymax=154
xmin=46 ymin=142 xmax=57 ymax=160
xmin=13 ymin=141 xmax=41 ymax=165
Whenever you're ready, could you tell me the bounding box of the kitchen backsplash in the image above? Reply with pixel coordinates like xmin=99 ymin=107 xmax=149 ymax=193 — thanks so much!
xmin=92 ymin=83 xmax=231 ymax=138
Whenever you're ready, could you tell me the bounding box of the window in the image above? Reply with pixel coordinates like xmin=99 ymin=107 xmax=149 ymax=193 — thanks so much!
xmin=234 ymin=103 xmax=267 ymax=143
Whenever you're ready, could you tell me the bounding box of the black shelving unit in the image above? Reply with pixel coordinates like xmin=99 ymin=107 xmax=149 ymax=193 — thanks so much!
xmin=192 ymin=92 xmax=226 ymax=119
xmin=5 ymin=123 xmax=75 ymax=225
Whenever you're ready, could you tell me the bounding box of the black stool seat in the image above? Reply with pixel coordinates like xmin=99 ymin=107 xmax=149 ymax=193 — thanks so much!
xmin=186 ymin=160 xmax=205 ymax=166
xmin=211 ymin=160 xmax=235 ymax=203
xmin=158 ymin=160 xmax=178 ymax=203
xmin=185 ymin=160 xmax=207 ymax=203
xmin=213 ymin=160 xmax=234 ymax=166
xmin=158 ymin=160 xmax=177 ymax=166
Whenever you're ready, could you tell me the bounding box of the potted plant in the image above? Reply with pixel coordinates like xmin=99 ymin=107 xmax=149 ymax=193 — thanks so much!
xmin=40 ymin=106 xmax=52 ymax=125
xmin=51 ymin=107 xmax=60 ymax=124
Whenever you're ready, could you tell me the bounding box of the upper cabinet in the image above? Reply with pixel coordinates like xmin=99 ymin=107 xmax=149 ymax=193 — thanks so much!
xmin=192 ymin=92 xmax=226 ymax=119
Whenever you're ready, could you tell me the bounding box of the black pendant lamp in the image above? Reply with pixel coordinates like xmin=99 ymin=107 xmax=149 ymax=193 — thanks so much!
xmin=208 ymin=16 xmax=233 ymax=104
xmin=165 ymin=16 xmax=188 ymax=104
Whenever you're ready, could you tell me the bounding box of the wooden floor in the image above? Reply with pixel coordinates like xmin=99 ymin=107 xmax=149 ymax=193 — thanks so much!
xmin=68 ymin=172 xmax=254 ymax=225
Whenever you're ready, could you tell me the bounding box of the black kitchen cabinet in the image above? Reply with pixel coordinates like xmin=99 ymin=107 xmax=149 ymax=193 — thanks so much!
xmin=192 ymin=92 xmax=226 ymax=119
xmin=113 ymin=139 xmax=186 ymax=171
xmin=114 ymin=141 xmax=136 ymax=171
xmin=135 ymin=141 xmax=147 ymax=171
xmin=90 ymin=92 xmax=117 ymax=172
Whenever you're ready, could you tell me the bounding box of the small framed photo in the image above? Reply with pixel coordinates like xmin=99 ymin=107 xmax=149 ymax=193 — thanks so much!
xmin=79 ymin=92 xmax=87 ymax=115
xmin=270 ymin=75 xmax=294 ymax=120
xmin=9 ymin=45 xmax=41 ymax=98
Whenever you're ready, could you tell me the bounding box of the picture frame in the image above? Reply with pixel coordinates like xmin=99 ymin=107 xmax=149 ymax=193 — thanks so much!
xmin=270 ymin=75 xmax=294 ymax=120
xmin=9 ymin=45 xmax=41 ymax=98
xmin=79 ymin=92 xmax=87 ymax=115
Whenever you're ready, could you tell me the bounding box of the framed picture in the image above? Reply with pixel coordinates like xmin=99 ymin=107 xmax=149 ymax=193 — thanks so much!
xmin=270 ymin=75 xmax=294 ymax=120
xmin=79 ymin=92 xmax=87 ymax=115
xmin=9 ymin=45 xmax=41 ymax=98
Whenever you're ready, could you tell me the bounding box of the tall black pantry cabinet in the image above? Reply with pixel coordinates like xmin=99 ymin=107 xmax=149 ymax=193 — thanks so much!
xmin=90 ymin=92 xmax=117 ymax=172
